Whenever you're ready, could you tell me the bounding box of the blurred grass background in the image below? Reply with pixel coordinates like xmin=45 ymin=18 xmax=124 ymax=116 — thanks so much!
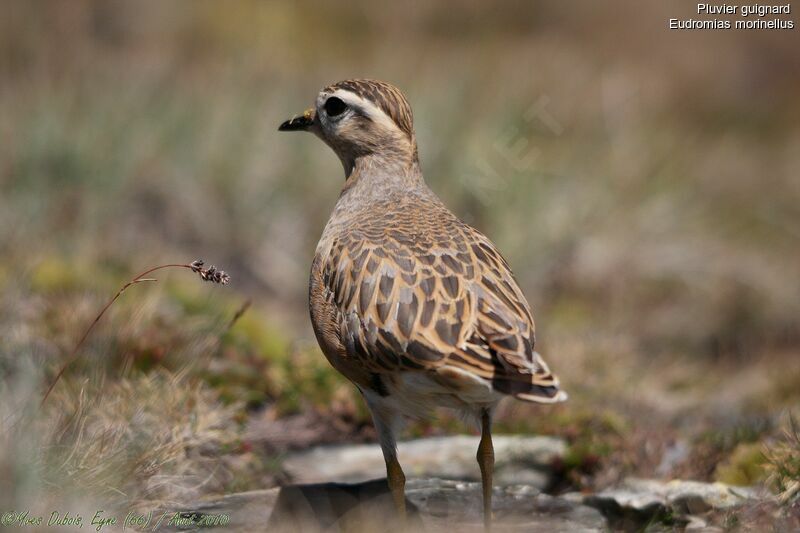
xmin=1 ymin=0 xmax=799 ymax=515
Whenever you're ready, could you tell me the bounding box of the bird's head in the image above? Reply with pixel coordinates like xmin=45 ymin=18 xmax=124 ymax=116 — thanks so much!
xmin=279 ymin=79 xmax=418 ymax=177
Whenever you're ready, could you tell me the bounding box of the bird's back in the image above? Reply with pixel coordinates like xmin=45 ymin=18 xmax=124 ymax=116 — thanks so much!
xmin=309 ymin=183 xmax=565 ymax=408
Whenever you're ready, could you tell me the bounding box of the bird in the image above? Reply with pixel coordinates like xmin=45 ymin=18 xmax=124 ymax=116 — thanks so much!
xmin=279 ymin=79 xmax=566 ymax=529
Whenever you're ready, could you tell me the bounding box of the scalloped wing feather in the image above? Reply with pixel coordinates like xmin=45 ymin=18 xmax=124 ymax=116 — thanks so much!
xmin=317 ymin=202 xmax=565 ymax=404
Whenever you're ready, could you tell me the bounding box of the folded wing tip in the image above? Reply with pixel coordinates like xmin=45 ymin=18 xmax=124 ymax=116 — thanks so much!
xmin=514 ymin=388 xmax=568 ymax=404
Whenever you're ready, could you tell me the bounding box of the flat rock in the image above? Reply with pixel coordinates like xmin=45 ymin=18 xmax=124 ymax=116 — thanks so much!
xmin=587 ymin=477 xmax=759 ymax=513
xmin=281 ymin=435 xmax=565 ymax=489
xmin=157 ymin=476 xmax=767 ymax=532
xmin=407 ymin=478 xmax=607 ymax=532
xmin=160 ymin=477 xmax=606 ymax=532
xmin=579 ymin=478 xmax=761 ymax=530
xmin=157 ymin=488 xmax=280 ymax=531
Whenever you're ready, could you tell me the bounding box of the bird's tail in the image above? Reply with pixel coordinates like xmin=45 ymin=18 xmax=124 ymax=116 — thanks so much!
xmin=513 ymin=351 xmax=568 ymax=404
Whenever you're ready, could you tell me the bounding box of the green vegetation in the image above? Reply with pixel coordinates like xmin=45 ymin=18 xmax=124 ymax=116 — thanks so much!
xmin=765 ymin=415 xmax=800 ymax=505
xmin=715 ymin=443 xmax=767 ymax=486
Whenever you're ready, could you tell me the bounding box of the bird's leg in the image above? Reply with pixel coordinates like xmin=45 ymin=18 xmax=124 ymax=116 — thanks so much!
xmin=477 ymin=409 xmax=494 ymax=530
xmin=364 ymin=397 xmax=406 ymax=522
xmin=385 ymin=452 xmax=407 ymax=519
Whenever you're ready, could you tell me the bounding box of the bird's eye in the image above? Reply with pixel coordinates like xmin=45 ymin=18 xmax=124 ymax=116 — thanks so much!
xmin=324 ymin=97 xmax=347 ymax=117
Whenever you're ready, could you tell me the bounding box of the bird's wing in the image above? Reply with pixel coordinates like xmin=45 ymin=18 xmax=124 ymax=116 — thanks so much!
xmin=321 ymin=214 xmax=564 ymax=403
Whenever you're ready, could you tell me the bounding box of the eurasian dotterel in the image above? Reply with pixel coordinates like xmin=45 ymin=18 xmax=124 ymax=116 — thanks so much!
xmin=279 ymin=79 xmax=566 ymax=529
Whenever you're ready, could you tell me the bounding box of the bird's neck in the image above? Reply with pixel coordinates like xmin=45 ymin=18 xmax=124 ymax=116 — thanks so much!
xmin=340 ymin=148 xmax=423 ymax=197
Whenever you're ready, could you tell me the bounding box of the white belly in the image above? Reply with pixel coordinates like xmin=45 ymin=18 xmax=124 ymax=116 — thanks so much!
xmin=370 ymin=365 xmax=504 ymax=422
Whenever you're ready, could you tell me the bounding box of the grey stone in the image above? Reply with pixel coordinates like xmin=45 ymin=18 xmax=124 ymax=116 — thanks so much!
xmin=157 ymin=488 xmax=279 ymax=531
xmin=583 ymin=478 xmax=760 ymax=529
xmin=406 ymin=478 xmax=607 ymax=532
xmin=265 ymin=478 xmax=425 ymax=532
xmin=159 ymin=478 xmax=606 ymax=532
xmin=281 ymin=435 xmax=565 ymax=489
xmin=685 ymin=515 xmax=724 ymax=532
xmin=155 ymin=445 xmax=769 ymax=533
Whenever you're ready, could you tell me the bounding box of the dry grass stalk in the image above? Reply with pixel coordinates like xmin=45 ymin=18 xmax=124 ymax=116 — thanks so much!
xmin=44 ymin=369 xmax=243 ymax=511
xmin=764 ymin=413 xmax=800 ymax=505
xmin=40 ymin=259 xmax=230 ymax=407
